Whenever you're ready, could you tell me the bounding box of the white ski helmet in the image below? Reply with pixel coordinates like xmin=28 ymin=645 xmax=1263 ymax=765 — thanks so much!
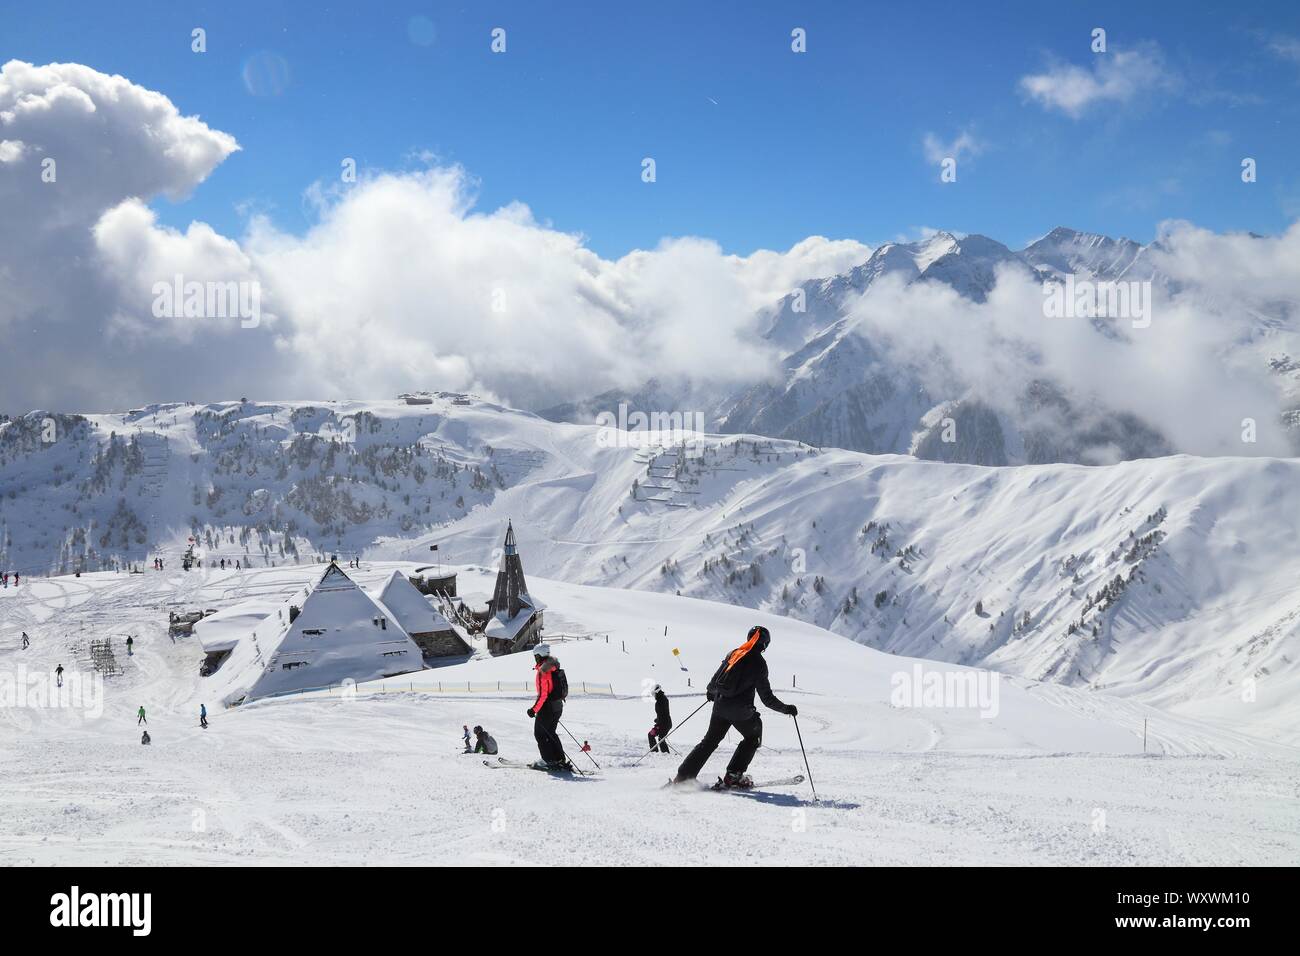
xmin=533 ymin=643 xmax=551 ymax=658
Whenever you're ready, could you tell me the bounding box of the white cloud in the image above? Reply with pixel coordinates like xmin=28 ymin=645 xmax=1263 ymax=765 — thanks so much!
xmin=839 ymin=223 xmax=1300 ymax=458
xmin=0 ymin=60 xmax=239 ymax=409
xmin=922 ymin=130 xmax=984 ymax=165
xmin=1018 ymin=46 xmax=1176 ymax=118
xmin=3 ymin=57 xmax=1296 ymax=466
xmin=1267 ymin=34 xmax=1300 ymax=63
xmin=93 ymin=199 xmax=265 ymax=341
xmin=234 ymin=172 xmax=868 ymax=407
xmin=0 ymin=62 xmax=870 ymax=411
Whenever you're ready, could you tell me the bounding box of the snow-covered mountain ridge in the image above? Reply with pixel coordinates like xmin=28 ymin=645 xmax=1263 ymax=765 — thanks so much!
xmin=545 ymin=226 xmax=1300 ymax=466
xmin=2 ymin=396 xmax=1292 ymax=742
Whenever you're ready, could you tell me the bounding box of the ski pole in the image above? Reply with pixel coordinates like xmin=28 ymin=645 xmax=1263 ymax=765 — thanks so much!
xmin=558 ymin=718 xmax=600 ymax=770
xmin=632 ymin=699 xmax=708 ymax=766
xmin=792 ymin=713 xmax=818 ymax=803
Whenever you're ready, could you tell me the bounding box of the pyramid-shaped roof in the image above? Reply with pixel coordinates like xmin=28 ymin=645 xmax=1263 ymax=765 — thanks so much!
xmin=207 ymin=563 xmax=425 ymax=705
xmin=375 ymin=570 xmax=457 ymax=636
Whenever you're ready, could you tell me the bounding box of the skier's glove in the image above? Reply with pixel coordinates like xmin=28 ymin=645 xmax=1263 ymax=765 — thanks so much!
xmin=527 ymin=708 xmax=535 ymax=718
xmin=785 ymin=705 xmax=798 ymax=717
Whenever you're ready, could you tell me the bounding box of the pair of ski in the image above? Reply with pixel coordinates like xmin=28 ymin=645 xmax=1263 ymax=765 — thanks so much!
xmin=484 ymin=756 xmax=596 ymax=777
xmin=484 ymin=756 xmax=803 ymax=792
xmin=661 ymin=774 xmax=806 ymax=793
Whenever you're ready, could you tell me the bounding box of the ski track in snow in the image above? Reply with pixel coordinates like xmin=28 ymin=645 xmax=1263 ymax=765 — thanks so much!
xmin=2 ymin=563 xmax=1298 ymax=866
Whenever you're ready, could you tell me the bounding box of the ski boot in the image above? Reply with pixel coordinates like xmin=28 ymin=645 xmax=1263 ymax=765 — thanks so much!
xmin=532 ymin=759 xmax=572 ymax=773
xmin=720 ymin=771 xmax=754 ymax=789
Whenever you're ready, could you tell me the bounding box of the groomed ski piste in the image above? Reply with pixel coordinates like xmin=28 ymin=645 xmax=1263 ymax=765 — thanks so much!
xmin=2 ymin=561 xmax=1297 ymax=866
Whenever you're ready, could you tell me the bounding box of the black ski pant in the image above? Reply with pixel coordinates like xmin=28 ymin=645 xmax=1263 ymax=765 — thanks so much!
xmin=649 ymin=720 xmax=672 ymax=753
xmin=676 ymin=705 xmax=762 ymax=780
xmin=534 ymin=700 xmax=565 ymax=763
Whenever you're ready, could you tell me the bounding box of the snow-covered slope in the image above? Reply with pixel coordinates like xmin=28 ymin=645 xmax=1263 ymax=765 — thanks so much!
xmin=2 ymin=562 xmax=1295 ymax=865
xmin=1 ymin=398 xmax=1295 ymax=743
xmin=383 ymin=427 xmax=1300 ymax=744
xmin=1021 ymin=226 xmax=1145 ymax=281
xmin=0 ymin=394 xmax=547 ymax=577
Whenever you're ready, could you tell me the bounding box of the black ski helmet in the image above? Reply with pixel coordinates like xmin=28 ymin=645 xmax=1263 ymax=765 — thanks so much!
xmin=748 ymin=625 xmax=771 ymax=652
xmin=473 ymin=725 xmax=483 ymax=734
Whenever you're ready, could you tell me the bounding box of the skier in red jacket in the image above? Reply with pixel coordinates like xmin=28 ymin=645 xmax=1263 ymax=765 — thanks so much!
xmin=526 ymin=644 xmax=571 ymax=771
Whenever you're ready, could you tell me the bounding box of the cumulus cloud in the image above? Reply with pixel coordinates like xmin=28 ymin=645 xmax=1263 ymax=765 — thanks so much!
xmin=1018 ymin=45 xmax=1177 ymax=118
xmin=0 ymin=61 xmax=871 ymax=413
xmin=0 ymin=60 xmax=239 ymax=409
xmin=233 ymin=167 xmax=860 ymax=408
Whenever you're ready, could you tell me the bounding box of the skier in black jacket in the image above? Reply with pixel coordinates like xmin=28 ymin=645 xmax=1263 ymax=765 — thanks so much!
xmin=672 ymin=625 xmax=796 ymax=789
xmin=648 ymin=684 xmax=672 ymax=753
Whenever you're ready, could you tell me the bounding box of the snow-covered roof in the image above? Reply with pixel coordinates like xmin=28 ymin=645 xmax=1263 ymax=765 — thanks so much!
xmin=193 ymin=600 xmax=280 ymax=653
xmin=374 ymin=570 xmax=457 ymax=635
xmin=205 ymin=564 xmax=424 ymax=705
xmin=484 ymin=607 xmax=538 ymax=641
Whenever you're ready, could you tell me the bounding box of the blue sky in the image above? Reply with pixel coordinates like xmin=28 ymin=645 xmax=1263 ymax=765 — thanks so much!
xmin=4 ymin=0 xmax=1300 ymax=257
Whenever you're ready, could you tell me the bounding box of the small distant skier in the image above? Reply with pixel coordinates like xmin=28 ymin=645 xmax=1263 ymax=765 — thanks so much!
xmin=672 ymin=625 xmax=797 ymax=790
xmin=141 ymin=730 xmax=151 ymax=745
xmin=220 ymin=558 xmax=226 ymax=570
xmin=125 ymin=635 xmax=134 ymax=656
xmin=235 ymin=560 xmax=241 ymax=570
xmin=526 ymin=643 xmax=571 ymax=771
xmin=648 ymin=684 xmax=672 ymax=753
xmin=21 ymin=632 xmax=29 ymax=650
xmin=462 ymin=724 xmax=472 ymax=753
xmin=55 ymin=664 xmax=64 ymax=687
xmin=581 ymin=740 xmax=591 ymax=754
xmin=200 ymin=704 xmax=208 ymax=729
xmin=11 ymin=572 xmax=17 ymax=587
xmin=137 ymin=705 xmax=147 ymax=726
xmin=473 ymin=725 xmax=498 ymax=755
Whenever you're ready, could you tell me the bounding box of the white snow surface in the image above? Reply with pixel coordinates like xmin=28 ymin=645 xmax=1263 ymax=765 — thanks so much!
xmin=1 ymin=562 xmax=1297 ymax=865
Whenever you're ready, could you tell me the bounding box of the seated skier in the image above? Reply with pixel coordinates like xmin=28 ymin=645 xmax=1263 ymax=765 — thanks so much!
xmin=473 ymin=725 xmax=498 ymax=755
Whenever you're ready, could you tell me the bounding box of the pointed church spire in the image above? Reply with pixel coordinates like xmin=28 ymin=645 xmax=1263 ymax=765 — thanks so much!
xmin=489 ymin=520 xmax=530 ymax=618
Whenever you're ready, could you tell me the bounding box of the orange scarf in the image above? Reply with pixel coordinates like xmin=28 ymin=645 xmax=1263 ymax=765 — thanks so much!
xmin=724 ymin=629 xmax=762 ymax=672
